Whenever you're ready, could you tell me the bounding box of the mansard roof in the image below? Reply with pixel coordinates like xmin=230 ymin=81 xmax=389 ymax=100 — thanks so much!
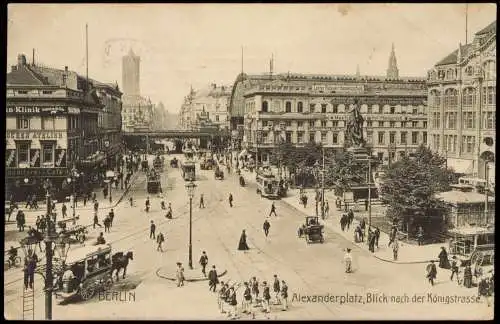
xmin=435 ymin=44 xmax=473 ymax=67
xmin=7 ymin=64 xmax=51 ymax=86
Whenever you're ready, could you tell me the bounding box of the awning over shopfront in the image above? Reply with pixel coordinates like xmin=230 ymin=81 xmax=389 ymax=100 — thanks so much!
xmin=447 ymin=158 xmax=474 ymax=175
xmin=77 ymin=152 xmax=106 ymax=168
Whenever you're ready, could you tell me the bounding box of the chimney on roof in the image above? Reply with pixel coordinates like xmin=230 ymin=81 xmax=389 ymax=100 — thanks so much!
xmin=17 ymin=54 xmax=27 ymax=66
xmin=65 ymin=66 xmax=68 ymax=72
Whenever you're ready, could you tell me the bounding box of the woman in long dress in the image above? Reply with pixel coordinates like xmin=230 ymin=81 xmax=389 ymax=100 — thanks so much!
xmin=238 ymin=230 xmax=250 ymax=250
xmin=438 ymin=247 xmax=451 ymax=269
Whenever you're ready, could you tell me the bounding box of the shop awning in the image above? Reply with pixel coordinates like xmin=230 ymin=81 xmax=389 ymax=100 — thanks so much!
xmin=447 ymin=158 xmax=474 ymax=174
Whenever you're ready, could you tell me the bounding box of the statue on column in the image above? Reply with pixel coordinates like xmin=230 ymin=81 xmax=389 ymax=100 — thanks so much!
xmin=345 ymin=99 xmax=365 ymax=148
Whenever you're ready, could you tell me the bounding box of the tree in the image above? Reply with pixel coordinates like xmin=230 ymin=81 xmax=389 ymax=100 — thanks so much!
xmin=379 ymin=144 xmax=454 ymax=236
xmin=324 ymin=151 xmax=369 ymax=196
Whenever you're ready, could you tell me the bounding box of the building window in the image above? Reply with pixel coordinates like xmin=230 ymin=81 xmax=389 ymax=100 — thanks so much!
xmin=444 ymin=88 xmax=458 ymax=109
xmin=422 ymin=132 xmax=427 ymax=144
xmin=17 ymin=142 xmax=30 ymax=164
xmin=430 ymin=90 xmax=441 ymax=108
xmin=321 ymin=121 xmax=326 ymax=128
xmin=390 ymin=121 xmax=395 ymax=128
xmin=332 ymin=121 xmax=339 ymax=127
xmin=297 ymin=121 xmax=303 ymax=128
xmin=390 ymin=106 xmax=395 ymax=114
xmin=462 ymin=88 xmax=475 ymax=107
xmin=321 ymin=104 xmax=327 ymax=113
xmin=41 ymin=142 xmax=54 ymax=165
xmin=483 ymin=111 xmax=495 ymax=129
xmin=42 ymin=116 xmax=55 ymax=130
xmin=262 ymin=101 xmax=268 ymax=113
xmin=215 ymin=115 xmax=219 ymax=122
xmin=16 ymin=116 xmax=30 ymax=129
xmin=297 ymin=102 xmax=303 ymax=113
xmin=42 ymin=90 xmax=53 ymax=95
xmin=483 ymin=86 xmax=496 ymax=105
xmin=484 ymin=61 xmax=496 ymax=80
xmin=378 ymin=132 xmax=385 ymax=144
xmin=389 ymin=132 xmax=396 ymax=144
xmin=309 ymin=132 xmax=315 ymax=143
xmin=285 ymin=121 xmax=291 ymax=127
xmin=366 ymin=131 xmax=373 ymax=144
xmin=298 ymin=132 xmax=304 ymax=143
xmin=285 ymin=101 xmax=292 ymax=113
xmin=423 ymin=121 xmax=427 ymax=128
xmin=286 ymin=132 xmax=292 ymax=143
xmin=367 ymin=106 xmax=372 ymax=114
xmin=332 ymin=106 xmax=338 ymax=113
xmin=412 ymin=132 xmax=418 ymax=145
xmin=332 ymin=132 xmax=338 ymax=144
xmin=401 ymin=132 xmax=407 ymax=145
xmin=462 ymin=112 xmax=475 ymax=129
xmin=309 ymin=103 xmax=315 ymax=111
xmin=321 ymin=132 xmax=327 ymax=143
xmin=366 ymin=121 xmax=372 ymax=127
xmin=465 ymin=66 xmax=473 ymax=77
xmin=412 ymin=121 xmax=418 ymax=128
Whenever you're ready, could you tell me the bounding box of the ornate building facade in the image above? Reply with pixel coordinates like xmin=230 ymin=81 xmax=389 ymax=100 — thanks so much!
xmin=231 ymin=46 xmax=427 ymax=164
xmin=178 ymin=83 xmax=232 ymax=131
xmin=6 ymin=54 xmax=122 ymax=201
xmin=427 ymin=20 xmax=496 ymax=183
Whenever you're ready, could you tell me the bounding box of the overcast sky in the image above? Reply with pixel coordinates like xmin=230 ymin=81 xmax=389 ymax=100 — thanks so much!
xmin=7 ymin=3 xmax=496 ymax=113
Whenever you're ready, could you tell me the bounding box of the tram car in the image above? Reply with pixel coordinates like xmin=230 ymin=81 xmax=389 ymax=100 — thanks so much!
xmin=153 ymin=155 xmax=164 ymax=173
xmin=181 ymin=161 xmax=196 ymax=181
xmin=298 ymin=216 xmax=324 ymax=244
xmin=53 ymin=244 xmax=134 ymax=302
xmin=146 ymin=169 xmax=162 ymax=194
xmin=255 ymin=169 xmax=280 ymax=199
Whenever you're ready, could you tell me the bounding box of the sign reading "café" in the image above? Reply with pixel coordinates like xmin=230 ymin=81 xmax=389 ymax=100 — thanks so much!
xmin=6 ymin=130 xmax=66 ymax=140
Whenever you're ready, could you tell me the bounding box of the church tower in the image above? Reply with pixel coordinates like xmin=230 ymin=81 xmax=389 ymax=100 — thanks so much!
xmin=122 ymin=48 xmax=141 ymax=97
xmin=386 ymin=43 xmax=399 ymax=79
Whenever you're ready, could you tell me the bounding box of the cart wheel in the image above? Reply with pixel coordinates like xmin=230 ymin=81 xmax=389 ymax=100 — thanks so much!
xmin=104 ymin=276 xmax=113 ymax=290
xmin=80 ymin=285 xmax=95 ymax=300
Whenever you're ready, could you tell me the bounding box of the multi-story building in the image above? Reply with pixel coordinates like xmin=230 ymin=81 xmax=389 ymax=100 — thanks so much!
xmin=5 ymin=54 xmax=120 ymax=201
xmin=93 ymin=80 xmax=123 ymax=167
xmin=121 ymin=49 xmax=154 ymax=132
xmin=178 ymin=84 xmax=232 ymax=131
xmin=427 ymin=20 xmax=496 ymax=184
xmin=233 ymin=45 xmax=427 ymax=165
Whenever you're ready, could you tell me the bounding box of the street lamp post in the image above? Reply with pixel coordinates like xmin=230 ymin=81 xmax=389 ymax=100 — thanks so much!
xmin=66 ymin=167 xmax=81 ymax=225
xmin=185 ymin=181 xmax=197 ymax=269
xmin=105 ymin=170 xmax=115 ymax=203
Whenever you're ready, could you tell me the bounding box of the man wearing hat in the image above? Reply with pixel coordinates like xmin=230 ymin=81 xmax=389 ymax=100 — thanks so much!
xmin=272 ymin=274 xmax=281 ymax=305
xmin=280 ymin=280 xmax=289 ymax=311
xmin=208 ymin=265 xmax=218 ymax=292
xmin=426 ymin=260 xmax=437 ymax=286
xmin=176 ymin=262 xmax=185 ymax=287
xmin=344 ymin=248 xmax=352 ymax=273
xmin=262 ymin=281 xmax=271 ymax=313
xmin=242 ymin=282 xmax=252 ymax=314
xmin=218 ymin=281 xmax=226 ymax=313
xmin=199 ymin=251 xmax=208 ymax=277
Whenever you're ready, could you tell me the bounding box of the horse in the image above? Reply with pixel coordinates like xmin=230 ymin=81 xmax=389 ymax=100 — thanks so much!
xmin=111 ymin=251 xmax=134 ymax=281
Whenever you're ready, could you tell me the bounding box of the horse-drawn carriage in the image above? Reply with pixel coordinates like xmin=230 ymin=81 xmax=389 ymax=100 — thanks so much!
xmin=53 ymin=244 xmax=134 ymax=302
xmin=214 ymin=166 xmax=224 ymax=180
xmin=146 ymin=170 xmax=162 ymax=194
xmin=153 ymin=155 xmax=164 ymax=173
xmin=170 ymin=157 xmax=179 ymax=168
xmin=200 ymin=158 xmax=216 ymax=170
xmin=298 ymin=216 xmax=324 ymax=244
xmin=58 ymin=221 xmax=88 ymax=245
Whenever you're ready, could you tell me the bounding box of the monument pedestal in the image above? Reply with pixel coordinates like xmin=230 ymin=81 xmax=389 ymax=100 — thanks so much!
xmin=347 ymin=146 xmax=369 ymax=160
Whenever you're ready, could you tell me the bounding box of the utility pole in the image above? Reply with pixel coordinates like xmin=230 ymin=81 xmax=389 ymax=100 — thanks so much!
xmin=321 ymin=147 xmax=325 ymax=219
xmin=368 ymin=156 xmax=372 ymax=228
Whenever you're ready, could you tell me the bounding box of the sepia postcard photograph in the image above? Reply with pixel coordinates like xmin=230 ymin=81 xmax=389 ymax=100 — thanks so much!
xmin=4 ymin=2 xmax=496 ymax=320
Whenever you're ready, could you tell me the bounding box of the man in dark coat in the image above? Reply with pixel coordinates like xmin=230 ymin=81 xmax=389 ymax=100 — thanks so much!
xmin=269 ymin=202 xmax=277 ymax=217
xmin=150 ymin=220 xmax=156 ymax=239
xmin=109 ymin=209 xmax=115 ymax=227
xmin=62 ymin=203 xmax=67 ymax=218
xmin=374 ymin=227 xmax=381 ymax=249
xmin=238 ymin=230 xmax=249 ymax=250
xmin=208 ymin=265 xmax=218 ymax=292
xmin=199 ymin=251 xmax=208 ymax=277
xmin=273 ymin=274 xmax=281 ymax=305
xmin=426 ymin=260 xmax=437 ymax=286
xmin=228 ymin=193 xmax=233 ymax=208
xmin=340 ymin=214 xmax=347 ymax=231
xmin=347 ymin=209 xmax=354 ymax=230
xmin=263 ymin=219 xmax=271 ymax=238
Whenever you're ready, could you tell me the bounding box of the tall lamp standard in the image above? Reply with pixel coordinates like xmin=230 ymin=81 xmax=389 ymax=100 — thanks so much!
xmin=185 ymin=181 xmax=197 ymax=269
xmin=104 ymin=170 xmax=116 ymax=203
xmin=66 ymin=167 xmax=82 ymax=225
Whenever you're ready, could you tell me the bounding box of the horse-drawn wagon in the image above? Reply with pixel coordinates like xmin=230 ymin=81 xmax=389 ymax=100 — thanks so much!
xmin=53 ymin=244 xmax=133 ymax=302
xmin=298 ymin=216 xmax=324 ymax=244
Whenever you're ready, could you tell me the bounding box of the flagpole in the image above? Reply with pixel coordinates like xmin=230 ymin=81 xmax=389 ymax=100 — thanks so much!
xmin=465 ymin=3 xmax=468 ymax=44
xmin=86 ymin=23 xmax=89 ymax=89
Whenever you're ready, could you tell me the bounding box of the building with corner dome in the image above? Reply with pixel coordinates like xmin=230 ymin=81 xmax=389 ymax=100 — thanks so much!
xmin=427 ymin=20 xmax=496 ymax=184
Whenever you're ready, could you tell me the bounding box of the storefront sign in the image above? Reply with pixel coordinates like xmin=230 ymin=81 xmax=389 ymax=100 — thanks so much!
xmin=6 ymin=167 xmax=69 ymax=178
xmin=312 ymin=84 xmax=364 ymax=93
xmin=6 ymin=105 xmax=71 ymax=114
xmin=6 ymin=130 xmax=66 ymax=140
